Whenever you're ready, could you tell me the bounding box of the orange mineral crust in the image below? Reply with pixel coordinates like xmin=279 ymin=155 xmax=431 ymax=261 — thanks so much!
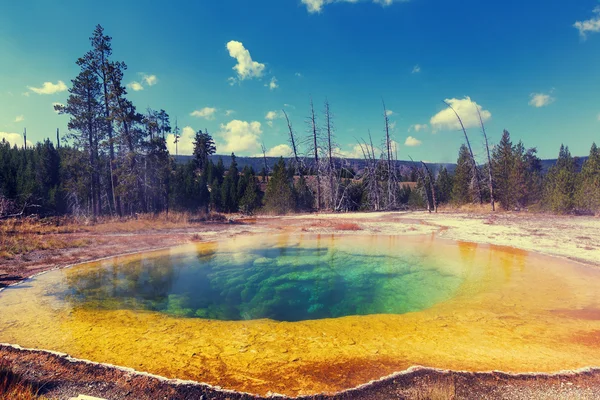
xmin=1 ymin=234 xmax=600 ymax=397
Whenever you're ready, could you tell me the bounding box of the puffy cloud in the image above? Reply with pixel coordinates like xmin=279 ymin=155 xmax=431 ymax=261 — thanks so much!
xmin=265 ymin=110 xmax=282 ymax=127
xmin=225 ymin=109 xmax=236 ymax=116
xmin=529 ymin=92 xmax=555 ymax=108
xmin=412 ymin=65 xmax=421 ymax=74
xmin=166 ymin=126 xmax=195 ymax=155
xmin=142 ymin=74 xmax=158 ymax=86
xmin=574 ymin=7 xmax=600 ymax=39
xmin=0 ymin=132 xmax=32 ymax=148
xmin=409 ymin=124 xmax=428 ymax=132
xmin=217 ymin=120 xmax=263 ymax=155
xmin=265 ymin=111 xmax=279 ymax=120
xmin=267 ymin=77 xmax=279 ymax=90
xmin=27 ymin=80 xmax=67 ymax=95
xmin=191 ymin=107 xmax=217 ymax=120
xmin=385 ymin=109 xmax=394 ymax=116
xmin=430 ymin=97 xmax=491 ymax=131
xmin=226 ymin=41 xmax=265 ymax=82
xmin=14 ymin=115 xmax=24 ymax=123
xmin=127 ymin=81 xmax=144 ymax=91
xmin=263 ymin=144 xmax=292 ymax=157
xmin=302 ymin=0 xmax=405 ymax=13
xmin=339 ymin=143 xmax=378 ymax=159
xmin=404 ymin=136 xmax=422 ymax=147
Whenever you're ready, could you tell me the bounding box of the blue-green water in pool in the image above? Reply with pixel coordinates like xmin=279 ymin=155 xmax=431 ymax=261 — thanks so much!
xmin=55 ymin=235 xmax=464 ymax=322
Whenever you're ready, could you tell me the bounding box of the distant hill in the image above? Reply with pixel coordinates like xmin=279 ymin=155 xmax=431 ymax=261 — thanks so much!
xmin=174 ymin=154 xmax=456 ymax=176
xmin=174 ymin=154 xmax=589 ymax=176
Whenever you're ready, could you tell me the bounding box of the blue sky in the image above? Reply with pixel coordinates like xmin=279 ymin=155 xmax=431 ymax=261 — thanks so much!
xmin=1 ymin=0 xmax=599 ymax=163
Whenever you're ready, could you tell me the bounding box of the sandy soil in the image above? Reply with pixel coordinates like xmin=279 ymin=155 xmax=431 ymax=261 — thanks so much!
xmin=1 ymin=211 xmax=600 ymax=399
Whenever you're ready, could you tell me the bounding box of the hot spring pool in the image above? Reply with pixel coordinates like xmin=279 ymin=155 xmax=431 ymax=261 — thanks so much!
xmin=1 ymin=234 xmax=600 ymax=396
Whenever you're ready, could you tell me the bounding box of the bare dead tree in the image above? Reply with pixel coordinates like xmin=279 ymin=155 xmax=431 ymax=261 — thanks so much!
xmin=421 ymin=161 xmax=437 ymax=213
xmin=324 ymin=99 xmax=339 ymax=210
xmin=261 ymin=142 xmax=269 ymax=183
xmin=382 ymin=101 xmax=397 ymax=209
xmin=358 ymin=131 xmax=381 ymax=211
xmin=282 ymin=109 xmax=302 ymax=175
xmin=477 ymin=107 xmax=495 ymax=211
xmin=443 ymin=101 xmax=483 ymax=204
xmin=308 ymin=98 xmax=321 ymax=211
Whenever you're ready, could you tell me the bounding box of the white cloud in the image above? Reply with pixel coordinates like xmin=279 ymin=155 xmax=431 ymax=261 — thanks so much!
xmin=263 ymin=144 xmax=292 ymax=157
xmin=191 ymin=107 xmax=218 ymax=120
xmin=339 ymin=143 xmax=378 ymax=159
xmin=574 ymin=7 xmax=600 ymax=39
xmin=27 ymin=80 xmax=67 ymax=95
xmin=225 ymin=109 xmax=236 ymax=116
xmin=267 ymin=77 xmax=279 ymax=90
xmin=409 ymin=124 xmax=428 ymax=132
xmin=226 ymin=40 xmax=266 ymax=82
xmin=295 ymin=72 xmax=303 ymax=78
xmin=302 ymin=0 xmax=405 ymax=13
xmin=386 ymin=109 xmax=394 ymax=116
xmin=166 ymin=126 xmax=195 ymax=155
xmin=14 ymin=115 xmax=24 ymax=123
xmin=412 ymin=65 xmax=421 ymax=74
xmin=265 ymin=111 xmax=280 ymax=120
xmin=529 ymin=92 xmax=555 ymax=108
xmin=265 ymin=110 xmax=281 ymax=128
xmin=217 ymin=120 xmax=263 ymax=155
xmin=0 ymin=132 xmax=32 ymax=148
xmin=52 ymin=102 xmax=64 ymax=113
xmin=142 ymin=74 xmax=158 ymax=86
xmin=404 ymin=136 xmax=422 ymax=147
xmin=127 ymin=81 xmax=144 ymax=91
xmin=430 ymin=97 xmax=491 ymax=132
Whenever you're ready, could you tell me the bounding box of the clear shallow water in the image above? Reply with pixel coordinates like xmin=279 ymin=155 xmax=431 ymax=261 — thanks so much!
xmin=56 ymin=236 xmax=463 ymax=321
xmin=2 ymin=234 xmax=600 ymax=396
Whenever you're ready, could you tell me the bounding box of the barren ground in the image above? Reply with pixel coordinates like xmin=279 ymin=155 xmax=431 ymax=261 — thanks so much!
xmin=1 ymin=211 xmax=599 ymax=399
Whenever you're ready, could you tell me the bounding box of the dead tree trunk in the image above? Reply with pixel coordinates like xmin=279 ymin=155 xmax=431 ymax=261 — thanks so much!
xmin=324 ymin=100 xmax=337 ymax=210
xmin=421 ymin=161 xmax=437 ymax=213
xmin=444 ymin=101 xmax=483 ymax=204
xmin=477 ymin=107 xmax=495 ymax=211
xmin=382 ymin=101 xmax=396 ymax=209
xmin=261 ymin=143 xmax=269 ymax=183
xmin=283 ymin=109 xmax=302 ymax=176
xmin=309 ymin=99 xmax=321 ymax=212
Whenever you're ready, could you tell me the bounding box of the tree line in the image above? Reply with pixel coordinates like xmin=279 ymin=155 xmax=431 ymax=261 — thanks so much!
xmin=1 ymin=25 xmax=599 ymax=218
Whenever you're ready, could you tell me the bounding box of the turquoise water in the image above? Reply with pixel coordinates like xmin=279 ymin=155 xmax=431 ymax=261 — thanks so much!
xmin=54 ymin=235 xmax=464 ymax=322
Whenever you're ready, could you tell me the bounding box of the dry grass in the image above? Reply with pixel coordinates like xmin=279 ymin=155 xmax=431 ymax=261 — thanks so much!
xmin=331 ymin=222 xmax=362 ymax=231
xmin=0 ymin=212 xmax=229 ymax=259
xmin=437 ymin=203 xmax=497 ymax=214
xmin=0 ymin=360 xmax=48 ymax=400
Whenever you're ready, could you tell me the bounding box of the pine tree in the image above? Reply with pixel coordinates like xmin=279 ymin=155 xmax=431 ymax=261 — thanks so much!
xmin=576 ymin=143 xmax=600 ymax=212
xmin=452 ymin=144 xmax=473 ymax=204
xmin=545 ymin=144 xmax=577 ymax=213
xmin=492 ymin=130 xmax=515 ymax=210
xmin=193 ymin=130 xmax=216 ymax=172
xmin=263 ymin=158 xmax=296 ymax=214
xmin=435 ymin=167 xmax=453 ymax=204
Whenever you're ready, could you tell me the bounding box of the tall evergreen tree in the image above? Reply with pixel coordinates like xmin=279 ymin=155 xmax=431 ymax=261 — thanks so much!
xmin=577 ymin=142 xmax=600 ymax=212
xmin=263 ymin=158 xmax=296 ymax=214
xmin=452 ymin=144 xmax=474 ymax=204
xmin=544 ymin=144 xmax=577 ymax=213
